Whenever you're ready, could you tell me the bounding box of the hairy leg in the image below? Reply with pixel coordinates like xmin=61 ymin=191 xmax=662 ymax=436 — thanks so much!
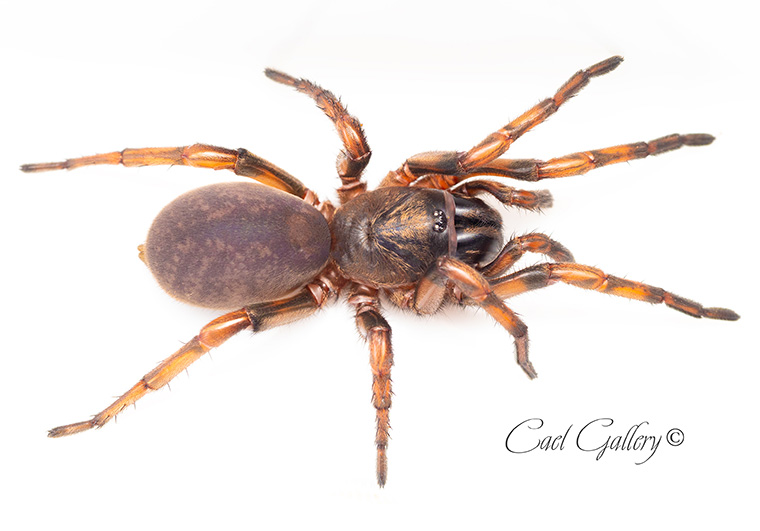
xmin=349 ymin=285 xmax=394 ymax=487
xmin=21 ymin=144 xmax=316 ymax=201
xmin=265 ymin=69 xmax=372 ymax=203
xmin=491 ymin=262 xmax=739 ymax=321
xmin=413 ymin=133 xmax=713 ymax=189
xmin=437 ymin=257 xmax=537 ymax=378
xmin=48 ymin=279 xmax=339 ymax=437
xmin=381 ymin=56 xmax=624 ymax=187
xmin=481 ymin=233 xmax=575 ymax=278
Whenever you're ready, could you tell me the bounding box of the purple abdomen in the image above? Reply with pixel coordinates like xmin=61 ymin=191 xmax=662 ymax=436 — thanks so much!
xmin=144 ymin=182 xmax=330 ymax=309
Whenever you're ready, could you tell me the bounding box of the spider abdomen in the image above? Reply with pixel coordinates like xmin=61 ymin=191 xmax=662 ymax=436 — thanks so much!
xmin=144 ymin=182 xmax=330 ymax=309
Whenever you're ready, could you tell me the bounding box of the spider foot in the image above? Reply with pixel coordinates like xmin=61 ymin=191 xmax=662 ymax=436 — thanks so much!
xmin=377 ymin=447 xmax=387 ymax=487
xmin=703 ymin=307 xmax=740 ymax=321
xmin=48 ymin=420 xmax=94 ymax=438
xmin=515 ymin=336 xmax=537 ymax=379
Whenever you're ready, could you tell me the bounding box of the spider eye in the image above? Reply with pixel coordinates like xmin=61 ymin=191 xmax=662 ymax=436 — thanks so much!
xmin=432 ymin=209 xmax=447 ymax=233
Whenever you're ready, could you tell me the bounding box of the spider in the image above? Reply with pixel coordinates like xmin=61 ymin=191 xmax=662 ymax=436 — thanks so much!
xmin=22 ymin=56 xmax=739 ymax=487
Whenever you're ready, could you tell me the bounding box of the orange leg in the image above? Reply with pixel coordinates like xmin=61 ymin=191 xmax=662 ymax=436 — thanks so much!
xmin=458 ymin=179 xmax=553 ymax=212
xmin=381 ymin=56 xmax=624 ymax=187
xmin=491 ymin=262 xmax=740 ymax=321
xmin=349 ymin=285 xmax=393 ymax=487
xmin=20 ymin=144 xmax=313 ymax=200
xmin=414 ymin=133 xmax=714 ymax=188
xmin=437 ymin=257 xmax=536 ymax=379
xmin=48 ymin=287 xmax=329 ymax=438
xmin=480 ymin=233 xmax=575 ymax=278
xmin=265 ymin=69 xmax=372 ymax=203
xmin=48 ymin=309 xmax=251 ymax=437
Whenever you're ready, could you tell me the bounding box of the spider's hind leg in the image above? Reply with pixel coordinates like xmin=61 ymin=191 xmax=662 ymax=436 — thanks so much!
xmin=20 ymin=144 xmax=315 ymax=201
xmin=47 ymin=308 xmax=253 ymax=438
xmin=47 ymin=284 xmax=335 ymax=438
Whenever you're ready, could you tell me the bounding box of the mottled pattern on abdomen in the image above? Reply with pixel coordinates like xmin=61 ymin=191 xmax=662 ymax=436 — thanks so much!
xmin=145 ymin=182 xmax=330 ymax=309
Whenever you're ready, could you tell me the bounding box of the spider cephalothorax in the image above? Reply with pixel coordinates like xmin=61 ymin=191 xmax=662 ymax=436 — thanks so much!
xmin=331 ymin=186 xmax=502 ymax=288
xmin=22 ymin=56 xmax=738 ymax=487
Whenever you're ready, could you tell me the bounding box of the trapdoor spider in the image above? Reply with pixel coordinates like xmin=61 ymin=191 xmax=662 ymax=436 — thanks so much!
xmin=22 ymin=56 xmax=739 ymax=486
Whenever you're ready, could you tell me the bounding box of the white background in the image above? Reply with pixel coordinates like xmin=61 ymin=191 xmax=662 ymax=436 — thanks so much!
xmin=1 ymin=0 xmax=756 ymax=529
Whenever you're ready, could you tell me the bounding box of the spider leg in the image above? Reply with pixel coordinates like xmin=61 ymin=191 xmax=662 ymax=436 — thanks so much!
xmin=437 ymin=257 xmax=537 ymax=379
xmin=20 ymin=144 xmax=316 ymax=202
xmin=265 ymin=69 xmax=371 ymax=203
xmin=380 ymin=56 xmax=623 ymax=187
xmin=349 ymin=285 xmax=394 ymax=487
xmin=48 ymin=285 xmax=333 ymax=438
xmin=480 ymin=232 xmax=575 ymax=278
xmin=48 ymin=308 xmax=252 ymax=437
xmin=412 ymin=133 xmax=714 ymax=189
xmin=456 ymin=179 xmax=553 ymax=212
xmin=490 ymin=262 xmax=740 ymax=321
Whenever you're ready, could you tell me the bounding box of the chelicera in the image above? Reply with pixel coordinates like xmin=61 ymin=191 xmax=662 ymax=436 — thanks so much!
xmin=22 ymin=56 xmax=739 ymax=487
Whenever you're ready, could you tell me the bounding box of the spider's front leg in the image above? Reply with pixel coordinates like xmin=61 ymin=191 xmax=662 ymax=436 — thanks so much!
xmin=381 ymin=56 xmax=623 ymax=188
xmin=480 ymin=232 xmax=574 ymax=279
xmin=411 ymin=133 xmax=715 ymax=190
xmin=48 ymin=281 xmax=336 ymax=437
xmin=436 ymin=257 xmax=536 ymax=379
xmin=349 ymin=285 xmax=394 ymax=487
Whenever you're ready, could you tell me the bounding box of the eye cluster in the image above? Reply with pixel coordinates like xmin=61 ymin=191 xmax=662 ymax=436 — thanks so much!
xmin=432 ymin=209 xmax=447 ymax=233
